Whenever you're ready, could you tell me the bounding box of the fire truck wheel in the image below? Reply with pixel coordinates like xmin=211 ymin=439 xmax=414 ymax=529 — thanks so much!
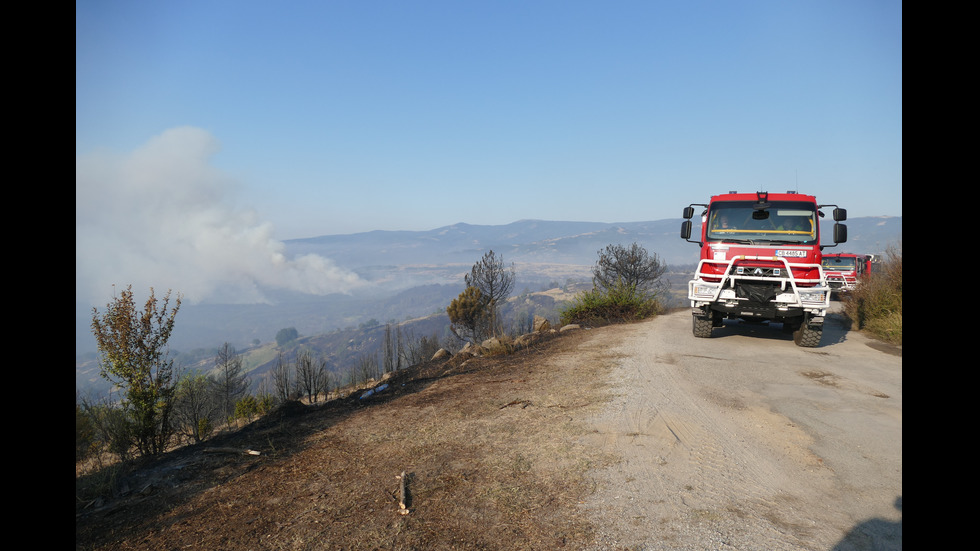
xmin=693 ymin=315 xmax=714 ymax=338
xmin=793 ymin=323 xmax=822 ymax=347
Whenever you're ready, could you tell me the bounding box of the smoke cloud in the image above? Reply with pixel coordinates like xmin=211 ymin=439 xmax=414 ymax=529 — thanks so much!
xmin=76 ymin=126 xmax=362 ymax=307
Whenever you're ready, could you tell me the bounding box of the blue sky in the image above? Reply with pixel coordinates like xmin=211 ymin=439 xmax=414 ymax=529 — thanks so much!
xmin=76 ymin=0 xmax=901 ymax=307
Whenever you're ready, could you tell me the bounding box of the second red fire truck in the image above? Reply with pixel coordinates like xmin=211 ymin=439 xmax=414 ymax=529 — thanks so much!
xmin=821 ymin=253 xmax=873 ymax=296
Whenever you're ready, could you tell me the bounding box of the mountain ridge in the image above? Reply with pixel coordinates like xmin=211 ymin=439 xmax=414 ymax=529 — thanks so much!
xmin=76 ymin=216 xmax=901 ymax=366
xmin=286 ymin=216 xmax=901 ymax=268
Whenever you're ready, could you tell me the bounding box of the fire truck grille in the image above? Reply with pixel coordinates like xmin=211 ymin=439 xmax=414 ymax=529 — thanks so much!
xmin=734 ymin=266 xmax=786 ymax=278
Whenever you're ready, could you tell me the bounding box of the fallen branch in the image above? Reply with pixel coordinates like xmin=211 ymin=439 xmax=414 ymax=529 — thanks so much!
xmin=396 ymin=471 xmax=411 ymax=515
xmin=203 ymin=447 xmax=261 ymax=456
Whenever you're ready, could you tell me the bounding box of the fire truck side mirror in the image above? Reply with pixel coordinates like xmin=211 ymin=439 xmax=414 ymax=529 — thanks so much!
xmin=680 ymin=220 xmax=692 ymax=240
xmin=833 ymin=208 xmax=847 ymax=221
xmin=834 ymin=223 xmax=847 ymax=243
xmin=682 ymin=206 xmax=694 ymax=219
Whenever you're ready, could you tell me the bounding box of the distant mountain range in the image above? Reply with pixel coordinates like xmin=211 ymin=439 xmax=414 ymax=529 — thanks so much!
xmin=76 ymin=216 xmax=901 ymax=390
xmin=287 ymin=216 xmax=902 ymax=270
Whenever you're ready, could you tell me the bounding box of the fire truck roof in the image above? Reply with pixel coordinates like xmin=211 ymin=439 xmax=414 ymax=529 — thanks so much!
xmin=710 ymin=191 xmax=817 ymax=203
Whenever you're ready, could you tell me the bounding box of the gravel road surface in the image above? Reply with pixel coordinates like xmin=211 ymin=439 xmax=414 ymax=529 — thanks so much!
xmin=579 ymin=305 xmax=902 ymax=550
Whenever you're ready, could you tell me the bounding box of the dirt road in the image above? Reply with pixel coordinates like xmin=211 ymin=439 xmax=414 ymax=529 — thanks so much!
xmin=578 ymin=306 xmax=902 ymax=550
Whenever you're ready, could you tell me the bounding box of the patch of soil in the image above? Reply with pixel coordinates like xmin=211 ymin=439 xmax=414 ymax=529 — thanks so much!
xmin=76 ymin=326 xmax=620 ymax=550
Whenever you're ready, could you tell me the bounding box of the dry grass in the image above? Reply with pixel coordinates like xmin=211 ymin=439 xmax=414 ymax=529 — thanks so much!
xmin=842 ymin=244 xmax=902 ymax=345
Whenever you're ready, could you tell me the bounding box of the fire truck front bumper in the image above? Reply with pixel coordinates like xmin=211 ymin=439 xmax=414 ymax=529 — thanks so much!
xmin=689 ymin=280 xmax=829 ymax=316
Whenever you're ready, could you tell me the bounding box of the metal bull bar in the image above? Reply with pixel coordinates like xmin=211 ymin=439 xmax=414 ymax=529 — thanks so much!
xmin=688 ymin=255 xmax=831 ymax=310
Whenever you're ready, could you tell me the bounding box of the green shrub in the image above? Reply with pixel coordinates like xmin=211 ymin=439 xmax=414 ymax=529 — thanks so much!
xmin=560 ymin=281 xmax=663 ymax=326
xmin=233 ymin=393 xmax=275 ymax=420
xmin=83 ymin=402 xmax=136 ymax=462
xmin=196 ymin=417 xmax=214 ymax=441
xmin=234 ymin=395 xmax=260 ymax=421
xmin=257 ymin=394 xmax=277 ymax=415
xmin=863 ymin=311 xmax=902 ymax=344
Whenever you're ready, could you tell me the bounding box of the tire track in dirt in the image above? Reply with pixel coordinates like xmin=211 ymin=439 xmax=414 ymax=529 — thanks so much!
xmin=585 ymin=329 xmax=793 ymax=547
xmin=577 ymin=309 xmax=900 ymax=550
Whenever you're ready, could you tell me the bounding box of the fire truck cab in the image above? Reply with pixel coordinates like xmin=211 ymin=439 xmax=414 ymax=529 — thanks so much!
xmin=821 ymin=253 xmax=872 ymax=296
xmin=680 ymin=191 xmax=847 ymax=347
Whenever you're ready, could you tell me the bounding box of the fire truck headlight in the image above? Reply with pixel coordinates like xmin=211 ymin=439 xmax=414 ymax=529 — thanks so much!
xmin=692 ymin=284 xmax=717 ymax=298
xmin=799 ymin=290 xmax=826 ymax=303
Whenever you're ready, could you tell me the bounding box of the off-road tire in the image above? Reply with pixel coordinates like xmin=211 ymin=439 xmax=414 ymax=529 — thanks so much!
xmin=793 ymin=323 xmax=822 ymax=347
xmin=693 ymin=316 xmax=714 ymax=338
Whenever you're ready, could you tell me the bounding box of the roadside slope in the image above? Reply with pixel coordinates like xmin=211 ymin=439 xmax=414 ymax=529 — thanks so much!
xmin=75 ymin=326 xmax=627 ymax=550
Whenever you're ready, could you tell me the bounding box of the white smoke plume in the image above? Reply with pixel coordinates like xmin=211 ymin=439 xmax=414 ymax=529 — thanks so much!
xmin=76 ymin=126 xmax=362 ymax=307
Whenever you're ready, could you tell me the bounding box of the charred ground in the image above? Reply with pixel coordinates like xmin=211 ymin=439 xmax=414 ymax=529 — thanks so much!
xmin=75 ymin=326 xmax=619 ymax=550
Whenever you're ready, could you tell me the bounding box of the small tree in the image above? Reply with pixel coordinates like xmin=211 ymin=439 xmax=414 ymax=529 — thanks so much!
xmin=272 ymin=351 xmax=293 ymax=402
xmin=400 ymin=329 xmax=441 ymax=366
xmin=90 ymin=285 xmax=182 ymax=457
xmin=592 ymin=242 xmax=669 ymax=301
xmin=512 ymin=308 xmax=535 ymax=336
xmin=294 ymin=349 xmax=329 ymax=403
xmin=355 ymin=352 xmax=379 ymax=384
xmin=396 ymin=325 xmax=404 ymax=370
xmin=465 ymin=250 xmax=516 ymax=337
xmin=447 ymin=286 xmax=490 ymax=344
xmin=173 ymin=373 xmax=218 ymax=443
xmin=211 ymin=343 xmax=249 ymax=421
xmin=383 ymin=323 xmax=396 ymax=374
xmin=276 ymin=327 xmax=299 ymax=346
xmin=561 ymin=243 xmax=668 ymax=326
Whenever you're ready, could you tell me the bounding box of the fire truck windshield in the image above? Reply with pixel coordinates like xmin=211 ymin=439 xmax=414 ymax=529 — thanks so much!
xmin=822 ymin=257 xmax=856 ymax=270
xmin=706 ymin=201 xmax=817 ymax=244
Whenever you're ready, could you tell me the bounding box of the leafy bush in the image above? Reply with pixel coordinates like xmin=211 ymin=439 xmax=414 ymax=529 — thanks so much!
xmin=196 ymin=417 xmax=214 ymax=441
xmin=560 ymin=281 xmax=663 ymax=326
xmin=81 ymin=400 xmax=137 ymax=463
xmin=842 ymin=244 xmax=902 ymax=344
xmin=257 ymin=394 xmax=276 ymax=414
xmin=234 ymin=395 xmax=260 ymax=421
xmin=233 ymin=393 xmax=276 ymax=422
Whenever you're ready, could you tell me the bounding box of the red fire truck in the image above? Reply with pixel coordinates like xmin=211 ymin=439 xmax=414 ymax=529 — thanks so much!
xmin=680 ymin=191 xmax=847 ymax=347
xmin=821 ymin=253 xmax=872 ymax=296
